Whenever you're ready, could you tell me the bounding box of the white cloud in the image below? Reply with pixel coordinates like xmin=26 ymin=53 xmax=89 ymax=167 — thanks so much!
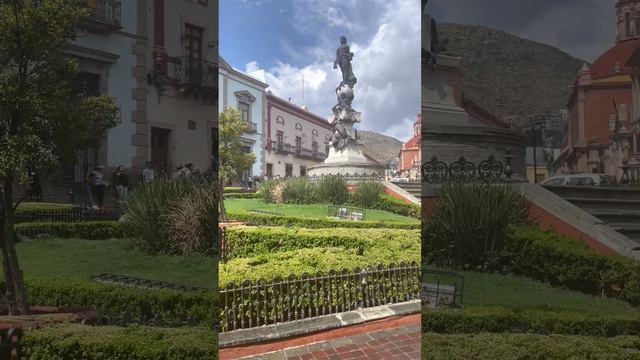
xmin=249 ymin=0 xmax=420 ymax=141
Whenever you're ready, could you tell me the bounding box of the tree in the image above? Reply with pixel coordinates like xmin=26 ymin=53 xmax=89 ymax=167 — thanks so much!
xmin=0 ymin=0 xmax=120 ymax=314
xmin=218 ymin=106 xmax=255 ymax=222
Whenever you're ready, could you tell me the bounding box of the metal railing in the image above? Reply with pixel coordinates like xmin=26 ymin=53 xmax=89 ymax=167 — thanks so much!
xmin=422 ymin=149 xmax=515 ymax=184
xmin=174 ymin=56 xmax=217 ymax=88
xmin=220 ymin=262 xmax=420 ymax=332
xmin=89 ymin=0 xmax=122 ymax=26
xmin=327 ymin=205 xmax=366 ymax=221
xmin=15 ymin=207 xmax=122 ymax=224
xmin=267 ymin=141 xmax=326 ymax=160
xmin=244 ymin=122 xmax=258 ymax=133
xmin=421 ymin=270 xmax=464 ymax=309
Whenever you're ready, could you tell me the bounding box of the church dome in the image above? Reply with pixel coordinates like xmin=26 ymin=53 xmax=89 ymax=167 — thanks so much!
xmin=589 ymin=39 xmax=640 ymax=79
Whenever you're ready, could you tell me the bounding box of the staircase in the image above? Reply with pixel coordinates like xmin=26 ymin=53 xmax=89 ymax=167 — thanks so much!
xmin=543 ymin=185 xmax=640 ymax=244
xmin=392 ymin=181 xmax=421 ymax=199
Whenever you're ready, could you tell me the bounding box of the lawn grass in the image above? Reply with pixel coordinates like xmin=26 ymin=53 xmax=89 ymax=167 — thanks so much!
xmin=424 ymin=267 xmax=640 ymax=318
xmin=11 ymin=238 xmax=215 ymax=289
xmin=224 ymin=198 xmax=419 ymax=223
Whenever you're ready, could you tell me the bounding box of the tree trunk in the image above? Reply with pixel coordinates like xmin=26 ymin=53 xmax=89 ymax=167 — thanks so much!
xmin=0 ymin=194 xmax=17 ymax=314
xmin=1 ymin=179 xmax=29 ymax=314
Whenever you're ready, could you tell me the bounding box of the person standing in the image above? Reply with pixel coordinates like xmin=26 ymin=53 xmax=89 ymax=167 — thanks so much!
xmin=114 ymin=165 xmax=130 ymax=202
xmin=84 ymin=166 xmax=95 ymax=209
xmin=142 ymin=161 xmax=155 ymax=183
xmin=91 ymin=165 xmax=107 ymax=209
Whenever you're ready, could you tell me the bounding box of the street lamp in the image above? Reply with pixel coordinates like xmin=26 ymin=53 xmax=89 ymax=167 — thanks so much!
xmin=528 ymin=115 xmax=547 ymax=183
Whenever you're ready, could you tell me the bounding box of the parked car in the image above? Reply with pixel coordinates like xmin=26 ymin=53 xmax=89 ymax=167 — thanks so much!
xmin=391 ymin=177 xmax=410 ymax=183
xmin=540 ymin=173 xmax=606 ymax=186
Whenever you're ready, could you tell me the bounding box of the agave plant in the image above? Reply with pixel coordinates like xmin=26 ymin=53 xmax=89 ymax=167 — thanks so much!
xmin=424 ymin=181 xmax=528 ymax=270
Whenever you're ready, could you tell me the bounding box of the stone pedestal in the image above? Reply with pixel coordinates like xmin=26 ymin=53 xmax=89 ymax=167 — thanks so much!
xmin=422 ymin=53 xmax=527 ymax=181
xmin=308 ymin=142 xmax=382 ymax=177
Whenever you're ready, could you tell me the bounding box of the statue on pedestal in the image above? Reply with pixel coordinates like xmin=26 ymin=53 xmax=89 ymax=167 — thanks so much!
xmin=330 ymin=36 xmax=361 ymax=151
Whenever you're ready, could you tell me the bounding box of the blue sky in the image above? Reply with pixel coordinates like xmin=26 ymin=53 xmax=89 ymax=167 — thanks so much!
xmin=219 ymin=0 xmax=421 ymax=141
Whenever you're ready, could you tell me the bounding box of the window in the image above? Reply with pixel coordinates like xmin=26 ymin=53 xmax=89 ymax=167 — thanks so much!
xmin=300 ymin=166 xmax=306 ymax=177
xmin=266 ymin=163 xmax=273 ymax=178
xmin=295 ymin=136 xmax=302 ymax=156
xmin=636 ymin=11 xmax=640 ymax=36
xmin=211 ymin=127 xmax=218 ymax=170
xmin=285 ymin=163 xmax=293 ymax=178
xmin=325 ymin=144 xmax=330 ymax=156
xmin=312 ymin=141 xmax=318 ymax=156
xmin=184 ymin=23 xmax=203 ymax=59
xmin=627 ymin=12 xmax=632 ymax=38
xmin=242 ymin=145 xmax=251 ymax=154
xmin=276 ymin=131 xmax=284 ymax=150
xmin=73 ymin=73 xmax=100 ymax=97
xmin=188 ymin=120 xmax=196 ymax=130
xmin=239 ymin=102 xmax=250 ymax=122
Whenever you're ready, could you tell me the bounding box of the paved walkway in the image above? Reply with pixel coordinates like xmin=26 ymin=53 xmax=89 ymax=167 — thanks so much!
xmin=220 ymin=314 xmax=420 ymax=360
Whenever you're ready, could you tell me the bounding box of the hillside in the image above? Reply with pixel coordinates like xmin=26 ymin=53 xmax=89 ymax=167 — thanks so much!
xmin=438 ymin=23 xmax=586 ymax=129
xmin=358 ymin=130 xmax=403 ymax=164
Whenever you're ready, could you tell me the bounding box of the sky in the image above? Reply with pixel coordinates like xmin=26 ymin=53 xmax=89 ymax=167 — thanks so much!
xmin=429 ymin=0 xmax=618 ymax=63
xmin=219 ymin=0 xmax=421 ymax=142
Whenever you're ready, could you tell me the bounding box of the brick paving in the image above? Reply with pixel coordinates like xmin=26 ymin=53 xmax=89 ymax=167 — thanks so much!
xmin=236 ymin=323 xmax=420 ymax=360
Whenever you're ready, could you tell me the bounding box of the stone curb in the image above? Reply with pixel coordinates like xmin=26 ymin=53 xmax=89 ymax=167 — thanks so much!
xmin=218 ymin=300 xmax=420 ymax=348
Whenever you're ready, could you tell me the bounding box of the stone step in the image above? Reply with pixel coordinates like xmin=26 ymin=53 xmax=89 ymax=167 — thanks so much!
xmin=544 ymin=185 xmax=640 ymax=202
xmin=564 ymin=197 xmax=640 ymax=211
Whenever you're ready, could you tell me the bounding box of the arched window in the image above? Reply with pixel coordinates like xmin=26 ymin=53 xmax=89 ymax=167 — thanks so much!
xmin=295 ymin=123 xmax=303 ymax=131
xmin=312 ymin=129 xmax=318 ymax=137
xmin=276 ymin=116 xmax=285 ymax=125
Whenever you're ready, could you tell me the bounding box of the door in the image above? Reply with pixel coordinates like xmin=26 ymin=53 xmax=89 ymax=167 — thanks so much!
xmin=184 ymin=23 xmax=203 ymax=84
xmin=266 ymin=163 xmax=273 ymax=179
xmin=285 ymin=164 xmax=293 ymax=178
xmin=151 ymin=127 xmax=171 ymax=174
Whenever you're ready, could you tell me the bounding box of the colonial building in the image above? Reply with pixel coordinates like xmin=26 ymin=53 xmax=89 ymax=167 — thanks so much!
xmin=264 ymin=94 xmax=333 ymax=178
xmin=398 ymin=114 xmax=421 ymax=180
xmin=61 ymin=0 xmax=217 ymax=191
xmin=218 ymin=56 xmax=268 ymax=180
xmin=555 ymin=0 xmax=640 ymax=177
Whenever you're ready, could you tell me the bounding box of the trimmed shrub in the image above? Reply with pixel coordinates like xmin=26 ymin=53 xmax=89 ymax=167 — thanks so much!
xmin=227 ymin=211 xmax=419 ymax=229
xmin=281 ymin=177 xmax=317 ymax=204
xmin=23 ymin=324 xmax=217 ymax=360
xmin=224 ymin=186 xmax=244 ymax=193
xmin=422 ymin=305 xmax=640 ymax=336
xmin=16 ymin=202 xmax=73 ymax=213
xmin=424 ymin=182 xmax=528 ymax=271
xmin=374 ymin=194 xmax=420 ymax=219
xmin=507 ymin=226 xmax=640 ymax=306
xmin=315 ymin=175 xmax=348 ymax=204
xmin=15 ymin=221 xmax=126 ymax=239
xmin=224 ymin=192 xmax=260 ymax=199
xmin=224 ymin=226 xmax=418 ymax=259
xmin=17 ymin=277 xmax=216 ymax=327
xmin=422 ymin=333 xmax=640 ymax=360
xmin=351 ymin=181 xmax=385 ymax=208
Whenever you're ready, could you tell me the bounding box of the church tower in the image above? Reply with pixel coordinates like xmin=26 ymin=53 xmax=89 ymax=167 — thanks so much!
xmin=617 ymin=0 xmax=640 ymax=43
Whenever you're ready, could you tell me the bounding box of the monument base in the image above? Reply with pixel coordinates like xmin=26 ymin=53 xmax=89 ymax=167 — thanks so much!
xmin=308 ymin=143 xmax=382 ymax=178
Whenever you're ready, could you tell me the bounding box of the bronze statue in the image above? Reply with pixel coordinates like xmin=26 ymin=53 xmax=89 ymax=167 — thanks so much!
xmin=334 ymin=36 xmax=357 ymax=88
xmin=423 ymin=0 xmax=448 ymax=71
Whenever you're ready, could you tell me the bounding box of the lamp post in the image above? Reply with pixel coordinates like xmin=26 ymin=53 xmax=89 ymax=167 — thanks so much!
xmin=528 ymin=115 xmax=547 ymax=183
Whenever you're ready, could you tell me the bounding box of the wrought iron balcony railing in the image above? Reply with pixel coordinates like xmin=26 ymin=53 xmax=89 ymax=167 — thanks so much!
xmin=244 ymin=121 xmax=258 ymax=133
xmin=88 ymin=0 xmax=122 ymax=27
xmin=267 ymin=141 xmax=326 ymax=160
xmin=174 ymin=56 xmax=217 ymax=89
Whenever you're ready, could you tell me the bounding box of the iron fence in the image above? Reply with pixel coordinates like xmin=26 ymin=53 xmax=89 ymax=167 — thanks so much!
xmin=15 ymin=207 xmax=122 ymax=223
xmin=421 ymin=270 xmax=464 ymax=309
xmin=422 ymin=149 xmax=515 ymax=184
xmin=220 ymin=261 xmax=420 ymax=332
xmin=0 ymin=328 xmax=22 ymax=360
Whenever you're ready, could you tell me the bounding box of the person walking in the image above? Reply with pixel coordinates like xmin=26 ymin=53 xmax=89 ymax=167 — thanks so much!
xmin=91 ymin=165 xmax=107 ymax=209
xmin=84 ymin=166 xmax=95 ymax=209
xmin=142 ymin=161 xmax=155 ymax=183
xmin=114 ymin=165 xmax=130 ymax=202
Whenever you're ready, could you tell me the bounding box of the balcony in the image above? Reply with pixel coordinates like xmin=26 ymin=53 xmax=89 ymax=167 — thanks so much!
xmin=244 ymin=121 xmax=258 ymax=134
xmin=268 ymin=141 xmax=326 ymax=160
xmin=83 ymin=0 xmax=122 ymax=33
xmin=151 ymin=56 xmax=217 ymax=102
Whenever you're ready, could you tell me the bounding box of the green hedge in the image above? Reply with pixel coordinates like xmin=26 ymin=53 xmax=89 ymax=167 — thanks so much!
xmin=227 ymin=211 xmax=419 ymax=229
xmin=223 ymin=192 xmax=261 ymax=199
xmin=422 ymin=333 xmax=640 ymax=360
xmin=426 ymin=226 xmax=640 ymax=306
xmin=16 ymin=202 xmax=73 ymax=213
xmin=24 ymin=324 xmax=217 ymax=360
xmin=373 ymin=194 xmax=420 ymax=219
xmin=225 ymin=226 xmax=418 ymax=259
xmin=16 ymin=221 xmax=126 ymax=240
xmin=509 ymin=227 xmax=640 ymax=306
xmin=423 ymin=306 xmax=640 ymax=336
xmin=14 ymin=277 xmax=216 ymax=327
